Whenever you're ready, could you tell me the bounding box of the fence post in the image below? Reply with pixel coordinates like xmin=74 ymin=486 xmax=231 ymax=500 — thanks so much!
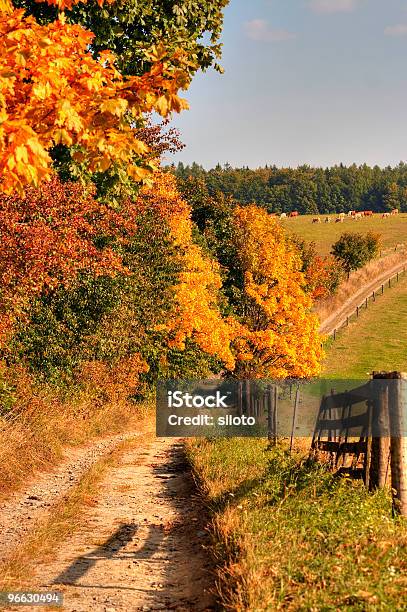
xmin=267 ymin=385 xmax=278 ymax=448
xmin=370 ymin=375 xmax=391 ymax=490
xmin=289 ymin=386 xmax=300 ymax=454
xmin=382 ymin=284 xmax=384 ymax=294
xmin=373 ymin=291 xmax=376 ymax=302
xmin=356 ymin=306 xmax=359 ymax=318
xmin=237 ymin=381 xmax=243 ymax=416
xmin=267 ymin=386 xmax=273 ymax=446
xmin=389 ymin=278 xmax=391 ymax=289
xmin=245 ymin=380 xmax=251 ymax=417
xmin=388 ymin=373 xmax=407 ymax=517
xmin=365 ymin=298 xmax=368 ymax=308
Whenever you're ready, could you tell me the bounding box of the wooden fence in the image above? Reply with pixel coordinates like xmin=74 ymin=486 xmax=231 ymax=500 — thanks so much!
xmin=311 ymin=372 xmax=407 ymax=516
xmin=330 ymin=265 xmax=407 ymax=341
xmin=236 ymin=375 xmax=407 ymax=515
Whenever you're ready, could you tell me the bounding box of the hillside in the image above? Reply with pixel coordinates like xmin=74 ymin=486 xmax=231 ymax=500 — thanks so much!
xmin=282 ymin=213 xmax=407 ymax=255
xmin=323 ymin=273 xmax=407 ymax=378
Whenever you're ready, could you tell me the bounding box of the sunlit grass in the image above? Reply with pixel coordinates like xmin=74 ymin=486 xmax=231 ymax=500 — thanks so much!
xmin=187 ymin=438 xmax=407 ymax=611
xmin=282 ymin=214 xmax=407 ymax=255
xmin=323 ymin=274 xmax=407 ymax=378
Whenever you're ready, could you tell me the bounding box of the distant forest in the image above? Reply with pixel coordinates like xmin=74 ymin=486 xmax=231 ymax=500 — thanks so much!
xmin=169 ymin=162 xmax=407 ymax=215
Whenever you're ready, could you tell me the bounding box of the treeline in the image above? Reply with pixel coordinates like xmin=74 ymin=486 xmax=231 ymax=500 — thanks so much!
xmin=170 ymin=162 xmax=407 ymax=215
xmin=0 ymin=172 xmax=326 ymax=405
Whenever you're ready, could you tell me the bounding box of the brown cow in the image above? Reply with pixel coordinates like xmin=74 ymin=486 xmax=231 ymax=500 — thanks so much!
xmin=312 ymin=217 xmax=321 ymax=223
xmin=363 ymin=210 xmax=373 ymax=217
xmin=289 ymin=211 xmax=299 ymax=218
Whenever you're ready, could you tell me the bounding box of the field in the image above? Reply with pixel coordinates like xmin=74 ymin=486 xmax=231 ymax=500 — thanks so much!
xmin=187 ymin=438 xmax=407 ymax=611
xmin=322 ymin=272 xmax=407 ymax=378
xmin=281 ymin=213 xmax=407 ymax=255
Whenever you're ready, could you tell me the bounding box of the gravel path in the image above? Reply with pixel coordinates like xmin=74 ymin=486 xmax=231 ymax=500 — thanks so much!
xmin=0 ymin=432 xmax=138 ymax=561
xmin=26 ymin=438 xmax=215 ymax=611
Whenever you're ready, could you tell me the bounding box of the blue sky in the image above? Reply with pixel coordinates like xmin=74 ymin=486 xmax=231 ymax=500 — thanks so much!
xmin=168 ymin=0 xmax=407 ymax=169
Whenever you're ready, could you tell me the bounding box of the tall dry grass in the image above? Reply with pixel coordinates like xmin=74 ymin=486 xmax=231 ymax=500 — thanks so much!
xmin=315 ymin=250 xmax=407 ymax=323
xmin=0 ymin=362 xmax=149 ymax=499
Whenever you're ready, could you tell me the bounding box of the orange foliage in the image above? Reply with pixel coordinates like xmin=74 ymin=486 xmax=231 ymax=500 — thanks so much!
xmin=77 ymin=354 xmax=149 ymax=403
xmin=0 ymin=177 xmax=123 ymax=344
xmin=136 ymin=173 xmax=236 ymax=370
xmin=305 ymin=254 xmax=338 ymax=300
xmin=230 ymin=205 xmax=323 ymax=379
xmin=0 ymin=1 xmax=190 ymax=193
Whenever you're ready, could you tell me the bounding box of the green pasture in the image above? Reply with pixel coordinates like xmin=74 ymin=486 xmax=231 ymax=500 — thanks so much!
xmin=187 ymin=438 xmax=407 ymax=611
xmin=282 ymin=213 xmax=407 ymax=255
xmin=323 ymin=273 xmax=407 ymax=378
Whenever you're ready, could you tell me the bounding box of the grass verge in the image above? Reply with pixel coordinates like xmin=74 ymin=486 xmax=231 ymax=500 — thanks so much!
xmin=315 ymin=252 xmax=407 ymax=324
xmin=0 ymin=432 xmax=153 ymax=591
xmin=186 ymin=438 xmax=407 ymax=611
xmin=0 ymin=365 xmax=151 ymax=499
xmin=323 ymin=272 xmax=407 ymax=378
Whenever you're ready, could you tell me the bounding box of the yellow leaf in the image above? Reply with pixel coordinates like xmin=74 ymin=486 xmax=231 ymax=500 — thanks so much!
xmin=100 ymin=98 xmax=128 ymax=117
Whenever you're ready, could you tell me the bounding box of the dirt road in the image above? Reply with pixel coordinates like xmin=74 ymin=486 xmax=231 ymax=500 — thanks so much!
xmin=0 ymin=432 xmax=137 ymax=561
xmin=2 ymin=437 xmax=215 ymax=612
xmin=319 ymin=258 xmax=407 ymax=335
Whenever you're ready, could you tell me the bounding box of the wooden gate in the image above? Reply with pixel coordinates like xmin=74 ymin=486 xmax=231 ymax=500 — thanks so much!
xmin=311 ymin=373 xmax=407 ymax=516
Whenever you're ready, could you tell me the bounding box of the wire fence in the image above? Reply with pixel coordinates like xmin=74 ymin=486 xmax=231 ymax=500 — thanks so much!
xmin=329 ymin=264 xmax=407 ymax=341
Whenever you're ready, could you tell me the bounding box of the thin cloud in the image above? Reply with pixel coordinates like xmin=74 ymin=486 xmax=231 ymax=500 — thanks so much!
xmin=309 ymin=0 xmax=362 ymax=14
xmin=384 ymin=24 xmax=407 ymax=37
xmin=245 ymin=19 xmax=296 ymax=42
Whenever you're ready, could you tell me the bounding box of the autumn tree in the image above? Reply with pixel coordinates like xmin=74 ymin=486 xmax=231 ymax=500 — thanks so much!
xmin=228 ymin=206 xmax=323 ymax=379
xmin=13 ymin=172 xmax=236 ymax=387
xmin=293 ymin=237 xmax=342 ymax=299
xmin=0 ymin=0 xmax=193 ymax=195
xmin=331 ymin=232 xmax=381 ymax=279
xmin=177 ymin=178 xmax=324 ymax=379
xmin=0 ymin=176 xmax=124 ymax=345
xmin=15 ymin=0 xmax=230 ymax=77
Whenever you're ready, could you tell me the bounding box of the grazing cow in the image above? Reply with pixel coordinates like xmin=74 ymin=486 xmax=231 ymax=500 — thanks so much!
xmin=339 ymin=212 xmax=346 ymax=218
xmin=363 ymin=210 xmax=373 ymax=217
xmin=354 ymin=212 xmax=363 ymax=220
xmin=391 ymin=208 xmax=399 ymax=215
xmin=348 ymin=210 xmax=356 ymax=217
xmin=280 ymin=212 xmax=287 ymax=219
xmin=312 ymin=217 xmax=321 ymax=224
xmin=289 ymin=211 xmax=299 ymax=218
xmin=325 ymin=216 xmax=331 ymax=223
xmin=335 ymin=217 xmax=344 ymax=223
xmin=382 ymin=212 xmax=391 ymax=218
